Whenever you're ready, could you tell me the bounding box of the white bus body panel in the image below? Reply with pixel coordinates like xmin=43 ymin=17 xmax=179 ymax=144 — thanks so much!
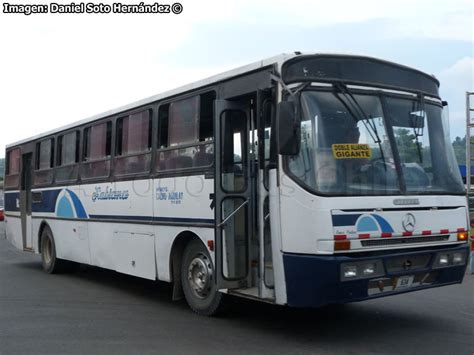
xmin=5 ymin=213 xmax=22 ymax=250
xmin=40 ymin=219 xmax=91 ymax=264
xmin=153 ymin=176 xmax=214 ymax=222
xmin=269 ymin=169 xmax=287 ymax=305
xmin=22 ymin=176 xmax=214 ymax=282
xmin=280 ymin=177 xmax=468 ymax=254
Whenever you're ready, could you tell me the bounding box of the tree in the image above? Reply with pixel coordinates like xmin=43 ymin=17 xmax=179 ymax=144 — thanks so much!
xmin=394 ymin=128 xmax=423 ymax=163
xmin=452 ymin=136 xmax=466 ymax=165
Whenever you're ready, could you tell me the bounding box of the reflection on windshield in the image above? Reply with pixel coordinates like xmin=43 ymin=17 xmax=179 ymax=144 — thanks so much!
xmin=287 ymin=90 xmax=464 ymax=196
xmin=387 ymin=97 xmax=464 ymax=194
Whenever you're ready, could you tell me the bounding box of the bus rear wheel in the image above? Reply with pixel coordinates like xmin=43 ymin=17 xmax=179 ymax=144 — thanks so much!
xmin=181 ymin=239 xmax=225 ymax=316
xmin=40 ymin=226 xmax=76 ymax=274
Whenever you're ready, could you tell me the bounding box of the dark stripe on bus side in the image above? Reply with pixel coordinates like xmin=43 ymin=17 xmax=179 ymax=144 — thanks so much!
xmin=32 ymin=189 xmax=61 ymax=213
xmin=331 ymin=214 xmax=361 ymax=226
xmin=31 ymin=215 xmax=215 ymax=228
xmin=89 ymin=214 xmax=214 ymax=225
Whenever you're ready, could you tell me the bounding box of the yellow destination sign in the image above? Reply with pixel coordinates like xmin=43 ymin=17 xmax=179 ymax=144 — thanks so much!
xmin=332 ymin=144 xmax=372 ymax=159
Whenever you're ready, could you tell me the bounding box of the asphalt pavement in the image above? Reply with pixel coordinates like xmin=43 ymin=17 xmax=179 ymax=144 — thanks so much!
xmin=0 ymin=224 xmax=473 ymax=355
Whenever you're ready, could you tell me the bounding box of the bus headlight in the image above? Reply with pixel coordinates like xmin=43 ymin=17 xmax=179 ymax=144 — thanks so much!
xmin=433 ymin=251 xmax=467 ymax=268
xmin=438 ymin=254 xmax=449 ymax=266
xmin=341 ymin=260 xmax=384 ymax=281
xmin=343 ymin=265 xmax=358 ymax=278
xmin=452 ymin=252 xmax=465 ymax=265
xmin=362 ymin=263 xmax=376 ymax=276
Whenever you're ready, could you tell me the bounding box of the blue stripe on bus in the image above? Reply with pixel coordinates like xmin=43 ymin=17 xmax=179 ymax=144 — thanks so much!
xmin=7 ymin=187 xmax=213 ymax=226
xmin=32 ymin=189 xmax=61 ymax=213
xmin=89 ymin=214 xmax=214 ymax=225
xmin=66 ymin=189 xmax=88 ymax=219
xmin=331 ymin=214 xmax=361 ymax=226
xmin=4 ymin=192 xmax=20 ymax=212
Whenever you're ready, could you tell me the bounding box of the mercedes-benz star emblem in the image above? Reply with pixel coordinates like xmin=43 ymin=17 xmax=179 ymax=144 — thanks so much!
xmin=402 ymin=213 xmax=416 ymax=232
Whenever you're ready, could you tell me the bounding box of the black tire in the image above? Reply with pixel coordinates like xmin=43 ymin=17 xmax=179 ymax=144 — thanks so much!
xmin=181 ymin=239 xmax=225 ymax=316
xmin=40 ymin=226 xmax=76 ymax=274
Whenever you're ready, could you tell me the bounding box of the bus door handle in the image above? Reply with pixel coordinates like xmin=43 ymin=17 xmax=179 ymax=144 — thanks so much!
xmin=217 ymin=199 xmax=249 ymax=228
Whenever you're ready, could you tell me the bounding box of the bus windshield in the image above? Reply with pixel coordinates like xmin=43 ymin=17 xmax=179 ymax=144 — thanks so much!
xmin=287 ymin=90 xmax=465 ymax=196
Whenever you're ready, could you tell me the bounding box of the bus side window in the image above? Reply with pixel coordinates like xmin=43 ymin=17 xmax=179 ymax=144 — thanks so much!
xmin=81 ymin=121 xmax=112 ymax=180
xmin=56 ymin=131 xmax=80 ymax=183
xmin=4 ymin=148 xmax=20 ymax=188
xmin=34 ymin=138 xmax=54 ymax=186
xmin=114 ymin=109 xmax=152 ymax=176
xmin=156 ymin=91 xmax=215 ymax=172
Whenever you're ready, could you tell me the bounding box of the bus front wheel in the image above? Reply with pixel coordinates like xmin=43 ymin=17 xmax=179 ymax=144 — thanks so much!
xmin=181 ymin=239 xmax=225 ymax=316
xmin=40 ymin=226 xmax=76 ymax=274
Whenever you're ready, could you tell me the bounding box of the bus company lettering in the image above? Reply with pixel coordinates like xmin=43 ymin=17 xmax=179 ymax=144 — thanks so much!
xmin=332 ymin=143 xmax=372 ymax=159
xmin=92 ymin=186 xmax=129 ymax=202
xmin=156 ymin=187 xmax=184 ymax=205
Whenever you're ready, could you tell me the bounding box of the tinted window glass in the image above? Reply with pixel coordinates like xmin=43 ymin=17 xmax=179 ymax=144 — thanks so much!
xmin=57 ymin=131 xmax=78 ymax=166
xmin=117 ymin=110 xmax=151 ymax=155
xmin=6 ymin=148 xmax=20 ymax=175
xmin=84 ymin=122 xmax=112 ymax=161
xmin=169 ymin=96 xmax=199 ymax=146
xmin=156 ymin=92 xmax=215 ymax=172
xmin=37 ymin=139 xmax=53 ymax=170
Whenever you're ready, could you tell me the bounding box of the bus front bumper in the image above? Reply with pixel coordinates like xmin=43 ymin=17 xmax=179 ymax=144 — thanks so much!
xmin=283 ymin=244 xmax=469 ymax=308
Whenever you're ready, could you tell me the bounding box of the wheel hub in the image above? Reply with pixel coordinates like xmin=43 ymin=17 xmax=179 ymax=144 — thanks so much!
xmin=187 ymin=253 xmax=213 ymax=299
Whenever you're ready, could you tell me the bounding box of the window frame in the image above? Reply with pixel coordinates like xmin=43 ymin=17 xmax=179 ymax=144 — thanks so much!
xmin=56 ymin=130 xmax=80 ymax=167
xmin=115 ymin=109 xmax=153 ymax=157
xmin=113 ymin=106 xmax=154 ymax=178
xmin=80 ymin=119 xmax=113 ymax=182
xmin=33 ymin=137 xmax=55 ymax=187
xmin=154 ymin=89 xmax=216 ymax=175
xmin=5 ymin=147 xmax=21 ymax=176
xmin=82 ymin=120 xmax=113 ymax=163
xmin=35 ymin=137 xmax=55 ymax=172
xmin=4 ymin=147 xmax=21 ymax=189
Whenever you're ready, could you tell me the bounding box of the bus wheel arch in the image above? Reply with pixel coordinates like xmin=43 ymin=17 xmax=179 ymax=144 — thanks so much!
xmin=37 ymin=220 xmax=51 ymax=254
xmin=170 ymin=231 xmax=201 ymax=301
xmin=179 ymin=237 xmax=225 ymax=316
xmin=38 ymin=222 xmax=76 ymax=274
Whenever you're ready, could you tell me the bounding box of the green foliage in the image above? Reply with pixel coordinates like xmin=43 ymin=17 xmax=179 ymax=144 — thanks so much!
xmin=452 ymin=136 xmax=466 ymax=165
xmin=394 ymin=128 xmax=423 ymax=163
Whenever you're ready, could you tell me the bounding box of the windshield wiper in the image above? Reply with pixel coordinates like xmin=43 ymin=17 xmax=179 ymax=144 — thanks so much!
xmin=334 ymin=83 xmax=382 ymax=143
xmin=409 ymin=95 xmax=425 ymax=163
xmin=333 ymin=83 xmax=386 ymax=166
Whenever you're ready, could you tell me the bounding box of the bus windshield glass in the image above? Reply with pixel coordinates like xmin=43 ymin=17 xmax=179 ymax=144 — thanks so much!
xmin=287 ymin=90 xmax=464 ymax=195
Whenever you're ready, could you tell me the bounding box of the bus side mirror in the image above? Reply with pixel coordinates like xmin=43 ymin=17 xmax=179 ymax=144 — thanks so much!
xmin=277 ymin=101 xmax=300 ymax=155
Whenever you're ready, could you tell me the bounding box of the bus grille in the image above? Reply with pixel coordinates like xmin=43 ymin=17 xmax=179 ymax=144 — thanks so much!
xmin=361 ymin=235 xmax=450 ymax=247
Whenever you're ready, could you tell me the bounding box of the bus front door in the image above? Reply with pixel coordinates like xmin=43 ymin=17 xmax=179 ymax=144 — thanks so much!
xmin=214 ymin=100 xmax=253 ymax=290
xmin=20 ymin=153 xmax=33 ymax=250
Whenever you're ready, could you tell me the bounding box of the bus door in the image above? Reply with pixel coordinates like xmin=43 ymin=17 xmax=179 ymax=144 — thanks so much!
xmin=20 ymin=153 xmax=33 ymax=250
xmin=214 ymin=100 xmax=253 ymax=289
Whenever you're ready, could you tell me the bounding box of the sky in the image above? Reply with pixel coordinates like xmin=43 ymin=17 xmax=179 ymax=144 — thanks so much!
xmin=0 ymin=0 xmax=472 ymax=158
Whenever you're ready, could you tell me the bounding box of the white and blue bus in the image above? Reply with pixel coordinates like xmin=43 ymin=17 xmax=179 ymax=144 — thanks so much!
xmin=3 ymin=53 xmax=470 ymax=315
